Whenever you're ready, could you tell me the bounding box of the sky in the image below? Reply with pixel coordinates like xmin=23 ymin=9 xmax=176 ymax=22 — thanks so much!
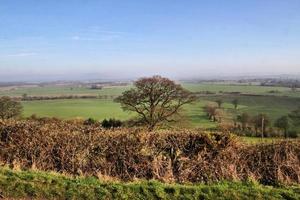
xmin=0 ymin=0 xmax=300 ymax=81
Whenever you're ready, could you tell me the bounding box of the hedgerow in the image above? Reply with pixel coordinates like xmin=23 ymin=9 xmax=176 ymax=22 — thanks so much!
xmin=0 ymin=119 xmax=299 ymax=185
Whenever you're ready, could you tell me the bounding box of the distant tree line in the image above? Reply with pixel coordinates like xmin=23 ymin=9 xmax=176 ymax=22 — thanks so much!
xmin=260 ymin=79 xmax=300 ymax=91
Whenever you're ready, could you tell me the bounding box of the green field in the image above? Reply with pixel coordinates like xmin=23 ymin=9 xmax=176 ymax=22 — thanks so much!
xmin=1 ymin=83 xmax=299 ymax=128
xmin=1 ymin=167 xmax=299 ymax=200
xmin=22 ymin=99 xmax=135 ymax=120
xmin=0 ymin=85 xmax=130 ymax=97
xmin=20 ymin=96 xmax=300 ymax=129
xmin=1 ymin=83 xmax=299 ymax=97
xmin=184 ymin=83 xmax=296 ymax=95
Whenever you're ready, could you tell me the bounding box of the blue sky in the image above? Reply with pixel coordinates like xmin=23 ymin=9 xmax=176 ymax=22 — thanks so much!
xmin=0 ymin=0 xmax=300 ymax=81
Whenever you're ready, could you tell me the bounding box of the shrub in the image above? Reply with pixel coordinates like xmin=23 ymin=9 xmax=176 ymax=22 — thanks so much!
xmin=288 ymin=130 xmax=299 ymax=138
xmin=102 ymin=118 xmax=122 ymax=129
xmin=84 ymin=118 xmax=98 ymax=125
xmin=0 ymin=96 xmax=22 ymax=120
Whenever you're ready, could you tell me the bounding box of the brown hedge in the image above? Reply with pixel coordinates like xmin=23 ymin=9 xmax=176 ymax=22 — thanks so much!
xmin=0 ymin=119 xmax=299 ymax=185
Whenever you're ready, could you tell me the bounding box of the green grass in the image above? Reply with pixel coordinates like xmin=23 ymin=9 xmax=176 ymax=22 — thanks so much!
xmin=22 ymin=99 xmax=135 ymax=120
xmin=0 ymin=85 xmax=130 ymax=97
xmin=183 ymin=83 xmax=300 ymax=97
xmin=1 ymin=83 xmax=299 ymax=97
xmin=0 ymin=167 xmax=299 ymax=200
xmin=1 ymin=83 xmax=298 ymax=128
xmin=200 ymin=95 xmax=300 ymax=121
xmin=20 ymin=95 xmax=300 ymax=129
xmin=239 ymin=137 xmax=290 ymax=144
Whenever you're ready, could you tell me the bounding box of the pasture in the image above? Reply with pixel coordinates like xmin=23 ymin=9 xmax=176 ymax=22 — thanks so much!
xmin=1 ymin=82 xmax=299 ymax=97
xmin=9 ymin=82 xmax=299 ymax=129
xmin=0 ymin=84 xmax=130 ymax=97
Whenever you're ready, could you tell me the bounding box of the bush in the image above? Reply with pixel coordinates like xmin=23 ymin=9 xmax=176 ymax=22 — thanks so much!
xmin=102 ymin=118 xmax=122 ymax=129
xmin=288 ymin=130 xmax=299 ymax=138
xmin=0 ymin=96 xmax=22 ymax=120
xmin=84 ymin=118 xmax=98 ymax=125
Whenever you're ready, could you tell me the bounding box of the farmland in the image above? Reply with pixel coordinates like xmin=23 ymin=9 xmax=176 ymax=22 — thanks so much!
xmin=1 ymin=82 xmax=298 ymax=129
xmin=1 ymin=82 xmax=299 ymax=97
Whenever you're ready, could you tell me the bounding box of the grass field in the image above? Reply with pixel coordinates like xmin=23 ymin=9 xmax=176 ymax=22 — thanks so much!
xmin=199 ymin=95 xmax=300 ymax=121
xmin=1 ymin=83 xmax=299 ymax=97
xmin=21 ymin=95 xmax=300 ymax=128
xmin=1 ymin=167 xmax=299 ymax=200
xmin=183 ymin=83 xmax=296 ymax=96
xmin=1 ymin=83 xmax=299 ymax=128
xmin=0 ymin=85 xmax=130 ymax=97
xmin=22 ymin=99 xmax=135 ymax=120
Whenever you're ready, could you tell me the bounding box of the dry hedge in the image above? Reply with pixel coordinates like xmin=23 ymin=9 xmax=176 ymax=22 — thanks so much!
xmin=0 ymin=119 xmax=299 ymax=185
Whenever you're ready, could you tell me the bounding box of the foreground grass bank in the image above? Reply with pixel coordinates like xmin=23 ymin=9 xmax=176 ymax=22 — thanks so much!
xmin=0 ymin=167 xmax=299 ymax=200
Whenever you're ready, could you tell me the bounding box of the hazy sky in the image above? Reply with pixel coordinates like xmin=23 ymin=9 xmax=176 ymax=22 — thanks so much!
xmin=0 ymin=0 xmax=300 ymax=81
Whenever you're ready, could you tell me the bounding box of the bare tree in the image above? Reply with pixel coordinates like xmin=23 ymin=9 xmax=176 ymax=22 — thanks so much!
xmin=0 ymin=96 xmax=23 ymax=120
xmin=203 ymin=104 xmax=218 ymax=122
xmin=115 ymin=76 xmax=196 ymax=130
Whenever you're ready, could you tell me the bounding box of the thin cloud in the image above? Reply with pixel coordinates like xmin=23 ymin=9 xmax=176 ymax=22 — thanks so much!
xmin=69 ymin=26 xmax=126 ymax=42
xmin=70 ymin=34 xmax=120 ymax=42
xmin=86 ymin=26 xmax=128 ymax=35
xmin=6 ymin=52 xmax=37 ymax=57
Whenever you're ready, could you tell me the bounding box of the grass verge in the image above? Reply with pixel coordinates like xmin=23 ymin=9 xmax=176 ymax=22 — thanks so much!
xmin=0 ymin=167 xmax=299 ymax=200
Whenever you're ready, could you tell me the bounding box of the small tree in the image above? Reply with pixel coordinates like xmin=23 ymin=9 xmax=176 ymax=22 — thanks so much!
xmin=237 ymin=112 xmax=250 ymax=130
xmin=274 ymin=116 xmax=290 ymax=138
xmin=22 ymin=93 xmax=28 ymax=100
xmin=203 ymin=104 xmax=218 ymax=122
xmin=216 ymin=99 xmax=223 ymax=108
xmin=232 ymin=99 xmax=239 ymax=109
xmin=215 ymin=109 xmax=225 ymax=123
xmin=115 ymin=76 xmax=196 ymax=130
xmin=0 ymin=96 xmax=23 ymax=120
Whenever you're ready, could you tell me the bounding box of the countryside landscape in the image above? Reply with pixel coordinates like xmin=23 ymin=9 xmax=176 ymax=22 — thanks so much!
xmin=1 ymin=1 xmax=300 ymax=199
xmin=1 ymin=79 xmax=300 ymax=131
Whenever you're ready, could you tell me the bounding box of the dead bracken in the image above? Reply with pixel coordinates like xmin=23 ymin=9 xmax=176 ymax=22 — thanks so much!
xmin=0 ymin=118 xmax=299 ymax=185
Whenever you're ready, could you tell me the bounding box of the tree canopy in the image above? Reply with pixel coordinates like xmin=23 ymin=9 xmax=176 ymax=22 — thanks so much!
xmin=0 ymin=96 xmax=23 ymax=120
xmin=115 ymin=76 xmax=196 ymax=130
xmin=237 ymin=112 xmax=250 ymax=130
xmin=289 ymin=107 xmax=300 ymax=127
xmin=274 ymin=116 xmax=290 ymax=138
